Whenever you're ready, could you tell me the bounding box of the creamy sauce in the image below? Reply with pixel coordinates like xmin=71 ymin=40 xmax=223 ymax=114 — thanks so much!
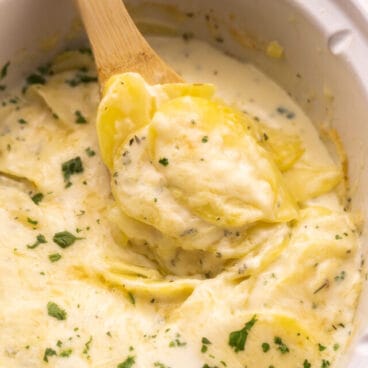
xmin=0 ymin=37 xmax=362 ymax=368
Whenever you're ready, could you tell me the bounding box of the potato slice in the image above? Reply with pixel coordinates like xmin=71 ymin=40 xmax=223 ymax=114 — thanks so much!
xmin=97 ymin=73 xmax=154 ymax=168
xmin=150 ymin=96 xmax=298 ymax=227
xmin=259 ymin=124 xmax=305 ymax=171
xmin=283 ymin=161 xmax=342 ymax=202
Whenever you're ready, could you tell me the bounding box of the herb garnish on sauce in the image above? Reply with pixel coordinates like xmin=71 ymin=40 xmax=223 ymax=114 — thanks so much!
xmin=61 ymin=156 xmax=84 ymax=187
xmin=228 ymin=315 xmax=257 ymax=352
xmin=53 ymin=231 xmax=82 ymax=248
xmin=47 ymin=301 xmax=67 ymax=320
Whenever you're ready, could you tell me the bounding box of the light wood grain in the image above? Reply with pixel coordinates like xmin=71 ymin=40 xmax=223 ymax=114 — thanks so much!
xmin=76 ymin=0 xmax=182 ymax=86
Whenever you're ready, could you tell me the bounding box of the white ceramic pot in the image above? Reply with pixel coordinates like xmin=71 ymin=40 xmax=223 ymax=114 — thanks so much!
xmin=0 ymin=0 xmax=367 ymax=366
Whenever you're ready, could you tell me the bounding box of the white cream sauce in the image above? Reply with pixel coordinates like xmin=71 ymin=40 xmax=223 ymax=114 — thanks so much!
xmin=0 ymin=37 xmax=362 ymax=368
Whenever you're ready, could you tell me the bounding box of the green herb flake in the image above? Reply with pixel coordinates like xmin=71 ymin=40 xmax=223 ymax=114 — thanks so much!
xmin=18 ymin=118 xmax=27 ymax=125
xmin=228 ymin=315 xmax=257 ymax=352
xmin=158 ymin=157 xmax=169 ymax=166
xmin=75 ymin=110 xmax=87 ymax=124
xmin=83 ymin=336 xmax=93 ymax=355
xmin=169 ymin=334 xmax=187 ymax=348
xmin=60 ymin=348 xmax=73 ymax=357
xmin=49 ymin=253 xmax=62 ymax=262
xmin=65 ymin=74 xmax=97 ymax=87
xmin=117 ymin=355 xmax=135 ymax=368
xmin=321 ymin=360 xmax=330 ymax=368
xmin=202 ymin=136 xmax=208 ymax=143
xmin=27 ymin=234 xmax=47 ymax=249
xmin=201 ymin=336 xmax=211 ymax=353
xmin=53 ymin=231 xmax=82 ymax=248
xmin=62 ymin=156 xmax=84 ymax=186
xmin=37 ymin=63 xmax=53 ymax=76
xmin=26 ymin=73 xmax=46 ymax=85
xmin=274 ymin=336 xmax=289 ymax=354
xmin=154 ymin=362 xmax=170 ymax=368
xmin=31 ymin=192 xmax=44 ymax=205
xmin=43 ymin=347 xmax=57 ymax=362
xmin=47 ymin=301 xmax=67 ymax=320
xmin=334 ymin=270 xmax=346 ymax=282
xmin=261 ymin=342 xmax=270 ymax=352
xmin=128 ymin=292 xmax=135 ymax=305
xmin=27 ymin=217 xmax=38 ymax=225
xmin=85 ymin=147 xmax=96 ymax=157
xmin=79 ymin=47 xmax=93 ymax=55
xmin=0 ymin=61 xmax=10 ymax=80
xmin=303 ymin=360 xmax=311 ymax=368
xmin=318 ymin=343 xmax=327 ymax=351
xmin=333 ymin=343 xmax=340 ymax=351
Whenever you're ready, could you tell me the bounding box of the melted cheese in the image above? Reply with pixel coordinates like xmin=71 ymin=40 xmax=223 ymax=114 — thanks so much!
xmin=0 ymin=37 xmax=362 ymax=368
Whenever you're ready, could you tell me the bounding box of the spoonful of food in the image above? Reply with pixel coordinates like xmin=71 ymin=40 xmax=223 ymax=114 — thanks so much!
xmin=76 ymin=0 xmax=182 ymax=86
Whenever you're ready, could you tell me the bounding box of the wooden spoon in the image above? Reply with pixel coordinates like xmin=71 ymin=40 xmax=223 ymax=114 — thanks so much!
xmin=76 ymin=0 xmax=182 ymax=87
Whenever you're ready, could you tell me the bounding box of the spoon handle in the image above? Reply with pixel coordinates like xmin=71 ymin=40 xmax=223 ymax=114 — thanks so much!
xmin=76 ymin=0 xmax=181 ymax=86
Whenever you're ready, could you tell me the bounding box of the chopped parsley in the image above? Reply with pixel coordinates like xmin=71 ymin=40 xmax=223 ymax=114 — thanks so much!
xmin=303 ymin=360 xmax=311 ymax=368
xmin=201 ymin=337 xmax=211 ymax=353
xmin=333 ymin=343 xmax=340 ymax=351
xmin=43 ymin=347 xmax=57 ymax=362
xmin=158 ymin=157 xmax=169 ymax=166
xmin=321 ymin=360 xmax=330 ymax=368
xmin=261 ymin=342 xmax=270 ymax=352
xmin=61 ymin=156 xmax=84 ymax=186
xmin=318 ymin=343 xmax=327 ymax=351
xmin=169 ymin=334 xmax=187 ymax=348
xmin=60 ymin=348 xmax=73 ymax=357
xmin=154 ymin=362 xmax=170 ymax=368
xmin=37 ymin=63 xmax=53 ymax=76
xmin=18 ymin=118 xmax=27 ymax=125
xmin=83 ymin=336 xmax=93 ymax=355
xmin=27 ymin=234 xmax=47 ymax=249
xmin=274 ymin=336 xmax=289 ymax=354
xmin=31 ymin=192 xmax=44 ymax=205
xmin=53 ymin=231 xmax=82 ymax=248
xmin=65 ymin=73 xmax=97 ymax=87
xmin=26 ymin=73 xmax=46 ymax=85
xmin=117 ymin=356 xmax=135 ymax=368
xmin=334 ymin=270 xmax=346 ymax=281
xmin=202 ymin=136 xmax=208 ymax=143
xmin=78 ymin=47 xmax=93 ymax=55
xmin=276 ymin=106 xmax=295 ymax=119
xmin=1 ymin=61 xmax=10 ymax=80
xmin=75 ymin=110 xmax=87 ymax=124
xmin=128 ymin=292 xmax=135 ymax=305
xmin=49 ymin=253 xmax=62 ymax=262
xmin=85 ymin=147 xmax=96 ymax=157
xmin=27 ymin=217 xmax=38 ymax=225
xmin=228 ymin=315 xmax=257 ymax=352
xmin=47 ymin=301 xmax=67 ymax=320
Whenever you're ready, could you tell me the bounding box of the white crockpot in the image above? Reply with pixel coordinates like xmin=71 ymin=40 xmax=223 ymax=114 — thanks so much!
xmin=0 ymin=0 xmax=367 ymax=366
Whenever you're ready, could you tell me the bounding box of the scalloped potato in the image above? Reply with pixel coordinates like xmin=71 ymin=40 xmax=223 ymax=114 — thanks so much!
xmin=0 ymin=37 xmax=362 ymax=368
